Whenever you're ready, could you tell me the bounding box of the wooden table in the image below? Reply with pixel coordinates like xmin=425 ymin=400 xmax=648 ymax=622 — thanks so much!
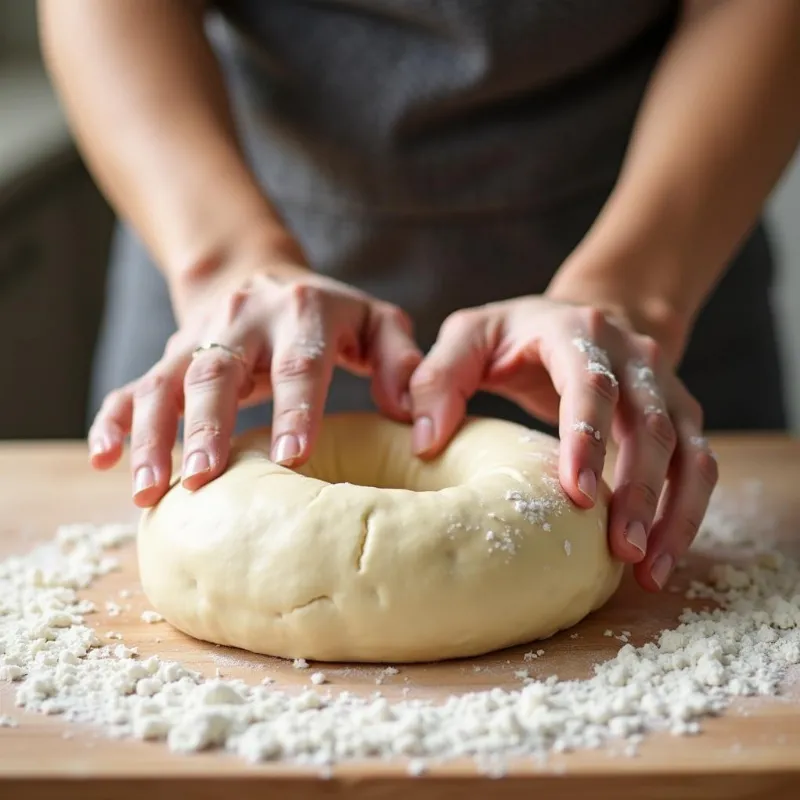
xmin=2 ymin=436 xmax=800 ymax=799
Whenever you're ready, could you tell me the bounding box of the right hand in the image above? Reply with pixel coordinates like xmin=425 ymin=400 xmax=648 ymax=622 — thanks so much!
xmin=88 ymin=265 xmax=422 ymax=507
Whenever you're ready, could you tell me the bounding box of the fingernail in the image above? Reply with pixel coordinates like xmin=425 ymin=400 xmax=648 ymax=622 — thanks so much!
xmin=90 ymin=436 xmax=110 ymax=457
xmin=578 ymin=469 xmax=596 ymax=502
xmin=183 ymin=450 xmax=210 ymax=479
xmin=624 ymin=521 xmax=647 ymax=556
xmin=412 ymin=416 xmax=434 ymax=454
xmin=651 ymin=553 xmax=674 ymax=590
xmin=273 ymin=434 xmax=301 ymax=465
xmin=134 ymin=466 xmax=156 ymax=496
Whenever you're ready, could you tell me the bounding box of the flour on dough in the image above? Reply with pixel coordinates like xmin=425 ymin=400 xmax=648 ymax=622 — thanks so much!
xmin=137 ymin=413 xmax=622 ymax=663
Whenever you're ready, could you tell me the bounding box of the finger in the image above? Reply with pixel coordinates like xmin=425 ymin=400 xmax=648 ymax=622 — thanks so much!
xmin=129 ymin=368 xmax=183 ymax=507
xmin=181 ymin=341 xmax=258 ymax=491
xmin=367 ymin=305 xmax=422 ymax=422
xmin=88 ymin=387 xmax=134 ymax=469
xmin=634 ymin=392 xmax=718 ymax=592
xmin=408 ymin=309 xmax=492 ymax=458
xmin=542 ymin=312 xmax=620 ymax=511
xmin=608 ymin=338 xmax=676 ymax=564
xmin=269 ymin=286 xmax=336 ymax=467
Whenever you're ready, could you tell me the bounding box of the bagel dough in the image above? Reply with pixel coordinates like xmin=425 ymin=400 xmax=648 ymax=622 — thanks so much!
xmin=137 ymin=413 xmax=622 ymax=663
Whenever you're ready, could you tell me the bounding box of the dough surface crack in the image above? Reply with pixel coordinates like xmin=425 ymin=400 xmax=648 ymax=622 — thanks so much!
xmin=277 ymin=594 xmax=332 ymax=618
xmin=356 ymin=506 xmax=375 ymax=572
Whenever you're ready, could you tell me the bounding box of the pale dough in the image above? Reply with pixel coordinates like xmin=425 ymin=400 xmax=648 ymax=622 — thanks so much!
xmin=137 ymin=413 xmax=622 ymax=663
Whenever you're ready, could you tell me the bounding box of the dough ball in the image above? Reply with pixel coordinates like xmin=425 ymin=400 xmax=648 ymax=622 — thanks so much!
xmin=137 ymin=413 xmax=622 ymax=663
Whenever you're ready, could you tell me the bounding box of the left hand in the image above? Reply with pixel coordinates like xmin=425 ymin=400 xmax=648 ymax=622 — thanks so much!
xmin=407 ymin=295 xmax=718 ymax=592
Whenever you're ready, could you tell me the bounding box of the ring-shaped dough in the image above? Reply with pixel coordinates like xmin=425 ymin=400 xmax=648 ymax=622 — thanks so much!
xmin=137 ymin=413 xmax=622 ymax=663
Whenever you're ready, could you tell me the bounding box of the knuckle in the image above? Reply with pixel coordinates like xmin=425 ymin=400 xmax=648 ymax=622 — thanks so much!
xmin=271 ymin=406 xmax=310 ymax=430
xmin=273 ymin=350 xmax=324 ymax=382
xmin=584 ymin=368 xmax=620 ymax=405
xmin=163 ymin=333 xmax=184 ymax=358
xmin=678 ymin=516 xmax=701 ymax=549
xmin=134 ymin=370 xmax=172 ymax=400
xmin=224 ymin=285 xmax=255 ymax=323
xmin=578 ymin=306 xmax=610 ymax=339
xmin=185 ymin=354 xmax=237 ymax=389
xmin=692 ymin=447 xmax=719 ymax=488
xmin=636 ymin=334 xmax=662 ymax=367
xmin=440 ymin=308 xmax=479 ymax=339
xmin=410 ymin=362 xmax=452 ymax=393
xmin=630 ymin=480 xmax=661 ymax=515
xmin=379 ymin=301 xmax=406 ymax=322
xmin=395 ymin=347 xmax=422 ymax=375
xmin=286 ymin=280 xmax=323 ymax=312
xmin=101 ymin=387 xmax=128 ymax=413
xmin=183 ymin=420 xmax=223 ymax=443
xmin=129 ymin=435 xmax=162 ymax=462
xmin=572 ymin=432 xmax=607 ymax=465
xmin=644 ymin=409 xmax=677 ymax=453
xmin=381 ymin=303 xmax=413 ymax=332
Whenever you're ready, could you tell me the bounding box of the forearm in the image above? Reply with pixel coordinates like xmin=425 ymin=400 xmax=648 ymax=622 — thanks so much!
xmin=549 ymin=0 xmax=800 ymax=359
xmin=38 ymin=0 xmax=301 ymax=318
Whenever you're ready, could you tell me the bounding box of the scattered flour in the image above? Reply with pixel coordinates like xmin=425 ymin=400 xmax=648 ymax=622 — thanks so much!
xmin=375 ymin=666 xmax=400 ymax=685
xmin=572 ymin=421 xmax=602 ymax=442
xmin=140 ymin=610 xmax=164 ymax=624
xmin=479 ymin=485 xmax=565 ymax=559
xmin=572 ymin=338 xmax=618 ymax=387
xmin=1 ymin=492 xmax=799 ymax=769
xmin=627 ymin=360 xmax=661 ymax=402
xmin=695 ymin=480 xmax=778 ymax=550
xmin=295 ymin=338 xmax=326 ymax=361
xmin=689 ymin=436 xmax=712 ymax=452
xmin=105 ymin=601 xmax=122 ymax=617
xmin=524 ymin=650 xmax=545 ymax=662
xmin=407 ymin=757 xmax=428 ymax=776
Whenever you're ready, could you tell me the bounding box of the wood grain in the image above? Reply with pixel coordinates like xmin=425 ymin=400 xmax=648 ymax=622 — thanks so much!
xmin=1 ymin=435 xmax=800 ymax=799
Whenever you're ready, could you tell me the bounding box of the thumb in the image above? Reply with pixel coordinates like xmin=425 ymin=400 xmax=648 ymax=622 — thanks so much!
xmin=408 ymin=309 xmax=493 ymax=458
xmin=366 ymin=304 xmax=423 ymax=422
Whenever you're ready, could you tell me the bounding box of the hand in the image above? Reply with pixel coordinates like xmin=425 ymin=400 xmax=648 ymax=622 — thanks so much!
xmin=407 ymin=296 xmax=718 ymax=592
xmin=88 ymin=266 xmax=422 ymax=507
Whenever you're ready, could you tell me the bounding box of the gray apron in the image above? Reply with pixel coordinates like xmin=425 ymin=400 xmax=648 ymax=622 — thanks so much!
xmin=89 ymin=0 xmax=786 ymax=432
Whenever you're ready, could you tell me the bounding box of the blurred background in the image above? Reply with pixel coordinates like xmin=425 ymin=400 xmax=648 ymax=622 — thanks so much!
xmin=1 ymin=2 xmax=799 ymax=439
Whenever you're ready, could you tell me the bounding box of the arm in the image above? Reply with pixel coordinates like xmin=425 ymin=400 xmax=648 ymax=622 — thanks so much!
xmin=41 ymin=0 xmax=422 ymax=503
xmin=38 ymin=0 xmax=304 ymax=320
xmin=547 ymin=0 xmax=800 ymax=362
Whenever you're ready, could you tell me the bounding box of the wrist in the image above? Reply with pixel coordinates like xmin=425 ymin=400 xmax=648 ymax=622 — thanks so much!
xmin=168 ymin=221 xmax=311 ymax=323
xmin=546 ymin=248 xmax=693 ymax=366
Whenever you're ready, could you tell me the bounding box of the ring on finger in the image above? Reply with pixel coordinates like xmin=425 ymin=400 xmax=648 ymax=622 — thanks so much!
xmin=192 ymin=342 xmax=248 ymax=368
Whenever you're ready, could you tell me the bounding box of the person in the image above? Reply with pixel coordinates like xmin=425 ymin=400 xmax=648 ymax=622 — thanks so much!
xmin=39 ymin=0 xmax=800 ymax=594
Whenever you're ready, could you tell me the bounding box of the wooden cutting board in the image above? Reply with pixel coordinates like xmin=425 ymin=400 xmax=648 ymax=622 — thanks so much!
xmin=1 ymin=435 xmax=800 ymax=799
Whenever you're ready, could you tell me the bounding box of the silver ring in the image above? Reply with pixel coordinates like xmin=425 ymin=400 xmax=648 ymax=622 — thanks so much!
xmin=191 ymin=342 xmax=247 ymax=366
